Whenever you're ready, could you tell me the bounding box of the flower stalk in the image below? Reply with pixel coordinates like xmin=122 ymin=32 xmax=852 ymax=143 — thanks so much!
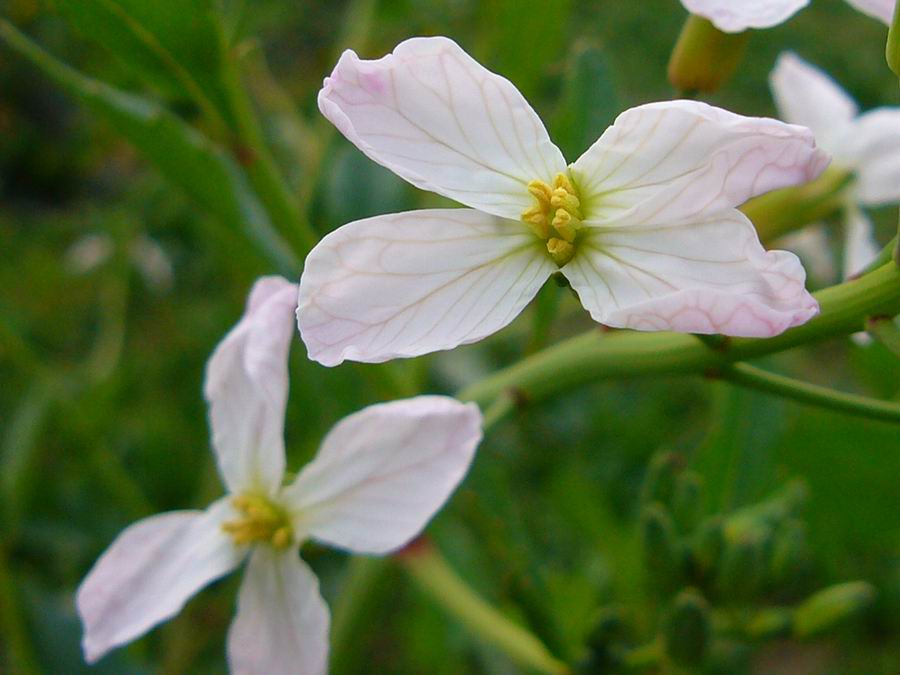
xmin=459 ymin=264 xmax=900 ymax=418
xmin=398 ymin=540 xmax=570 ymax=675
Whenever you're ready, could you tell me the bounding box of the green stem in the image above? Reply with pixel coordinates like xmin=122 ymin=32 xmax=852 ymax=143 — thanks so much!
xmin=398 ymin=541 xmax=570 ymax=675
xmin=0 ymin=548 xmax=41 ymax=674
xmin=856 ymin=235 xmax=897 ymax=277
xmin=459 ymin=264 xmax=900 ymax=409
xmin=219 ymin=34 xmax=318 ymax=257
xmin=717 ymin=363 xmax=900 ymax=424
xmin=866 ymin=315 xmax=900 ymax=357
xmin=887 ymin=0 xmax=900 ymax=77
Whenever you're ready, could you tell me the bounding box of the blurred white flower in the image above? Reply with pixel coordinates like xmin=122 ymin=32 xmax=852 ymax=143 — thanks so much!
xmin=845 ymin=0 xmax=896 ymax=24
xmin=770 ymin=53 xmax=900 ymax=281
xmin=65 ymin=232 xmax=174 ymax=292
xmin=299 ymin=36 xmax=825 ymax=366
xmin=76 ymin=275 xmax=483 ymax=674
xmin=65 ymin=233 xmax=114 ymax=274
xmin=680 ymin=0 xmax=809 ymax=33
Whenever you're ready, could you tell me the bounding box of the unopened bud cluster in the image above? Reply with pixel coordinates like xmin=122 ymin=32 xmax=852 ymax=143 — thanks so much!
xmin=578 ymin=451 xmax=875 ymax=673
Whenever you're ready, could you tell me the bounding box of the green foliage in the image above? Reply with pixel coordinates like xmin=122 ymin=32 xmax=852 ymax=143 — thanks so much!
xmin=1 ymin=0 xmax=898 ymax=673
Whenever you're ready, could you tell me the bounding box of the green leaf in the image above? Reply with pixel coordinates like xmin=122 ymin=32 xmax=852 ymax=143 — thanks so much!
xmin=552 ymin=41 xmax=619 ymax=160
xmin=52 ymin=0 xmax=232 ymax=128
xmin=0 ymin=20 xmax=297 ymax=273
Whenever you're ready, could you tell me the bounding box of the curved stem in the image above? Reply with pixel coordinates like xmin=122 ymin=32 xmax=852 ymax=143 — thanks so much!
xmin=867 ymin=315 xmax=900 ymax=357
xmin=716 ymin=363 xmax=900 ymax=424
xmin=459 ymin=264 xmax=900 ymax=409
xmin=398 ymin=541 xmax=570 ymax=675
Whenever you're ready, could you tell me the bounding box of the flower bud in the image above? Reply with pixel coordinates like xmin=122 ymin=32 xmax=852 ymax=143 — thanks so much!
xmin=793 ymin=582 xmax=876 ymax=639
xmin=888 ymin=1 xmax=900 ymax=77
xmin=673 ymin=471 xmax=704 ymax=533
xmin=640 ymin=503 xmax=682 ymax=594
xmin=667 ymin=15 xmax=750 ymax=93
xmin=664 ymin=588 xmax=711 ymax=667
xmin=746 ymin=607 xmax=792 ymax=640
xmin=640 ymin=452 xmax=683 ymax=507
xmin=690 ymin=516 xmax=724 ymax=580
xmin=717 ymin=526 xmax=767 ymax=600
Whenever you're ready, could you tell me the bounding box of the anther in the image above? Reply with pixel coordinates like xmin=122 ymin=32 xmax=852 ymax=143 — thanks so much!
xmin=546 ymin=238 xmax=575 ymax=266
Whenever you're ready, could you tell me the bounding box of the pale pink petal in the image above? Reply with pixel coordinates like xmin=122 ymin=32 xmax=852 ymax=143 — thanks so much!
xmin=770 ymin=53 xmax=858 ymax=147
xmin=282 ymin=397 xmax=482 ymax=554
xmin=77 ymin=500 xmax=243 ymax=663
xmin=296 ymin=209 xmax=554 ymax=366
xmin=571 ymin=101 xmax=829 ymax=228
xmin=845 ymin=0 xmax=895 ymax=24
xmin=562 ymin=210 xmax=819 ymax=337
xmin=838 ymin=109 xmax=900 ymax=206
xmin=204 ymin=276 xmax=298 ymax=495
xmin=227 ymin=548 xmax=329 ymax=675
xmin=681 ymin=0 xmax=809 ymax=32
xmin=318 ymin=36 xmax=566 ymax=220
xmin=843 ymin=206 xmax=881 ymax=279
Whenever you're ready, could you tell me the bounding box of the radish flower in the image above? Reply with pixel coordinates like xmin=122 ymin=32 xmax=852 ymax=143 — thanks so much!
xmin=298 ymin=37 xmax=825 ymax=366
xmin=679 ymin=0 xmax=809 ymax=32
xmin=76 ymin=276 xmax=482 ymax=674
xmin=770 ymin=53 xmax=900 ymax=280
xmin=845 ymin=0 xmax=896 ymax=24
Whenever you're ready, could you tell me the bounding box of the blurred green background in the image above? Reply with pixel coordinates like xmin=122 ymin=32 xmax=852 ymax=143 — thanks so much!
xmin=1 ymin=0 xmax=899 ymax=672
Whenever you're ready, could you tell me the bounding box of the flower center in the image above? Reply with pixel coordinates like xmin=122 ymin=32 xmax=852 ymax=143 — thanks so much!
xmin=222 ymin=493 xmax=294 ymax=549
xmin=521 ymin=172 xmax=583 ymax=267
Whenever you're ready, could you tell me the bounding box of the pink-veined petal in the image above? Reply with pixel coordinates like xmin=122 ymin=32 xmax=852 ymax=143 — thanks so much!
xmin=681 ymin=0 xmax=809 ymax=32
xmin=296 ymin=209 xmax=554 ymax=366
xmin=845 ymin=0 xmax=895 ymax=24
xmin=282 ymin=396 xmax=482 ymax=555
xmin=770 ymin=53 xmax=858 ymax=147
xmin=227 ymin=548 xmax=329 ymax=675
xmin=838 ymin=109 xmax=900 ymax=206
xmin=77 ymin=499 xmax=243 ymax=663
xmin=562 ymin=210 xmax=819 ymax=337
xmin=843 ymin=206 xmax=880 ymax=279
xmin=204 ymin=276 xmax=298 ymax=495
xmin=571 ymin=100 xmax=829 ymax=228
xmin=318 ymin=36 xmax=566 ymax=220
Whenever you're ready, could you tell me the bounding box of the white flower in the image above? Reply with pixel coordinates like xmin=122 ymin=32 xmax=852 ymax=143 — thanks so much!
xmin=680 ymin=0 xmax=809 ymax=33
xmin=298 ymin=36 xmax=825 ymax=366
xmin=76 ymin=276 xmax=483 ymax=674
xmin=770 ymin=53 xmax=900 ymax=280
xmin=845 ymin=0 xmax=896 ymax=24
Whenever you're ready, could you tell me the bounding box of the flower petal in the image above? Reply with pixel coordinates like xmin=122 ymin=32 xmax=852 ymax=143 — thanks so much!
xmin=297 ymin=209 xmax=554 ymax=366
xmin=318 ymin=36 xmax=566 ymax=220
xmin=77 ymin=499 xmax=243 ymax=663
xmin=571 ymin=101 xmax=829 ymax=228
xmin=770 ymin=53 xmax=858 ymax=148
xmin=845 ymin=0 xmax=895 ymax=24
xmin=204 ymin=276 xmax=298 ymax=495
xmin=563 ymin=210 xmax=819 ymax=337
xmin=839 ymin=109 xmax=900 ymax=205
xmin=282 ymin=396 xmax=482 ymax=554
xmin=227 ymin=548 xmax=329 ymax=675
xmin=843 ymin=206 xmax=880 ymax=279
xmin=681 ymin=0 xmax=809 ymax=32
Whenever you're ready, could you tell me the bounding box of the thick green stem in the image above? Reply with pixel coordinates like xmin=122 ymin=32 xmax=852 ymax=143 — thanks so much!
xmin=667 ymin=15 xmax=749 ymax=93
xmin=459 ymin=264 xmax=900 ymax=409
xmin=717 ymin=363 xmax=900 ymax=424
xmin=399 ymin=541 xmax=570 ymax=674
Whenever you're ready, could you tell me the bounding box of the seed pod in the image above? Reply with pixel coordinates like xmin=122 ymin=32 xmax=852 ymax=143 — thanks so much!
xmin=793 ymin=582 xmax=876 ymax=639
xmin=664 ymin=588 xmax=712 ymax=667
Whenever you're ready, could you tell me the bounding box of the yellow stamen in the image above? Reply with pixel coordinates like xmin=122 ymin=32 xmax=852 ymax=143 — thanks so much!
xmin=223 ymin=493 xmax=294 ymax=550
xmin=546 ymin=237 xmax=575 ymax=266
